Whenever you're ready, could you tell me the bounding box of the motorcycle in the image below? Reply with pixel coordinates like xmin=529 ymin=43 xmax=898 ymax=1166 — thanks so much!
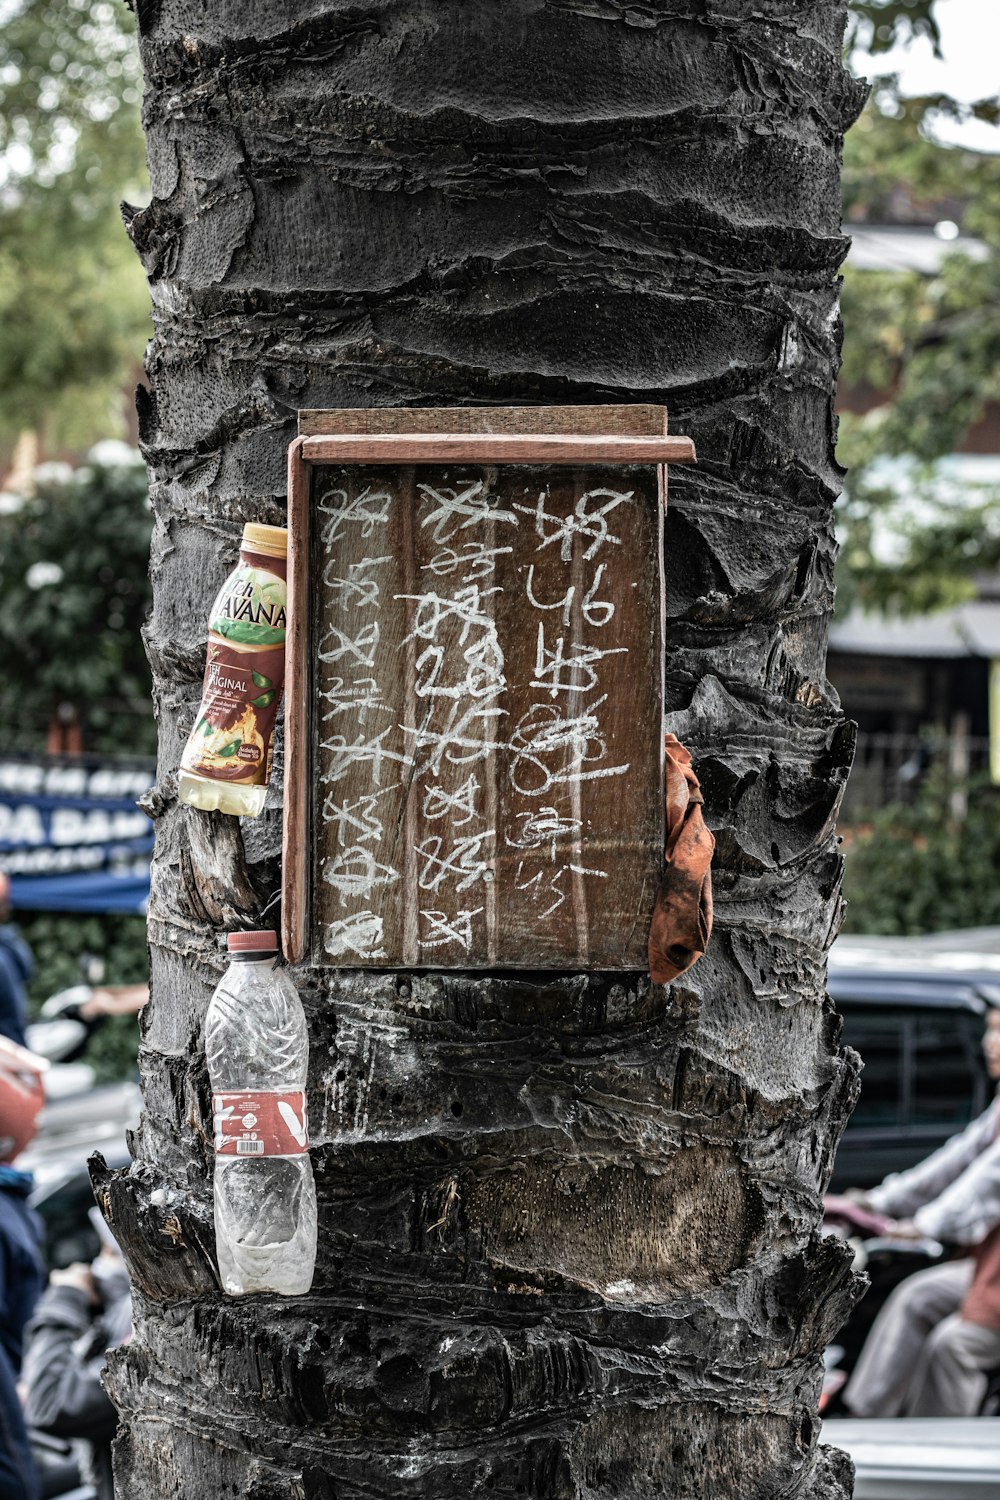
xmin=31 ymin=1431 xmax=97 ymax=1500
xmin=26 ymin=985 xmax=100 ymax=1099
xmin=19 ymin=969 xmax=139 ymax=1496
xmin=18 ymin=967 xmax=143 ymax=1184
xmin=820 ymin=1193 xmax=946 ymax=1413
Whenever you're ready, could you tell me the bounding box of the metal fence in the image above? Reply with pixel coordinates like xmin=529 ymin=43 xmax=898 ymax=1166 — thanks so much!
xmin=842 ymin=730 xmax=993 ymax=821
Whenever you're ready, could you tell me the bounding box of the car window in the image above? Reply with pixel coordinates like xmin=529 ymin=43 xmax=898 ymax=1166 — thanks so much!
xmin=910 ymin=1009 xmax=986 ymax=1128
xmin=842 ymin=1011 xmax=904 ymax=1127
xmin=840 ymin=1000 xmax=988 ymax=1137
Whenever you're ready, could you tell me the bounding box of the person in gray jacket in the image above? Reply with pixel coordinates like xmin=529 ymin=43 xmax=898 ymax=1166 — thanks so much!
xmin=844 ymin=1005 xmax=1000 ymax=1417
xmin=23 ymin=1213 xmax=131 ymax=1500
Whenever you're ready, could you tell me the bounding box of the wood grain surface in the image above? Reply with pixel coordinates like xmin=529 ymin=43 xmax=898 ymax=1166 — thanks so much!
xmin=288 ymin=458 xmax=665 ymax=969
xmin=282 ymin=436 xmax=312 ymax=962
xmin=298 ymin=404 xmax=669 ymax=437
xmin=300 ymin=433 xmax=695 ymax=466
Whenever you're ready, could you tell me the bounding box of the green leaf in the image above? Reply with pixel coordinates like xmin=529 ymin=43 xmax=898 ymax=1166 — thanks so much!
xmin=0 ymin=458 xmax=154 ymax=751
xmin=0 ymin=1 xmax=150 ymax=443
xmin=213 ymin=617 xmax=284 ymax=646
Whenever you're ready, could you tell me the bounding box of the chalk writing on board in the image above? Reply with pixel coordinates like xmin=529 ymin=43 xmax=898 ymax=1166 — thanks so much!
xmin=311 ymin=466 xmax=661 ymax=969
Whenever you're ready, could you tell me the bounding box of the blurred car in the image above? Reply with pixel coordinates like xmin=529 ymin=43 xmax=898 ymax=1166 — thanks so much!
xmin=824 ymin=1417 xmax=1000 ymax=1498
xmin=19 ymin=1081 xmax=138 ymax=1269
xmin=828 ymin=931 xmax=1000 ymax=1191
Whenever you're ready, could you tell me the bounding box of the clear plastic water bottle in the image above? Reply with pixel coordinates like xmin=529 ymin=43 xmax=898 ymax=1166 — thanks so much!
xmin=206 ymin=930 xmax=316 ymax=1295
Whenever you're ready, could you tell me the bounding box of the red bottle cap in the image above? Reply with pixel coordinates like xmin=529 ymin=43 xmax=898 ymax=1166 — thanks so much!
xmin=227 ymin=930 xmax=279 ymax=952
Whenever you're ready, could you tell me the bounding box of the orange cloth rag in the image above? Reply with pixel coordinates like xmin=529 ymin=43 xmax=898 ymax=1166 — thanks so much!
xmin=647 ymin=733 xmax=715 ymax=984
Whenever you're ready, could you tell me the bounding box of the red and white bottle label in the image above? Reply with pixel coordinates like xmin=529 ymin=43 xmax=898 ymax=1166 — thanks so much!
xmin=212 ymin=1090 xmax=309 ymax=1157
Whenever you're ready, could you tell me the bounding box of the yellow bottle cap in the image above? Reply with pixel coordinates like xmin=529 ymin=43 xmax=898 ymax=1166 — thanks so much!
xmin=242 ymin=523 xmax=288 ymax=557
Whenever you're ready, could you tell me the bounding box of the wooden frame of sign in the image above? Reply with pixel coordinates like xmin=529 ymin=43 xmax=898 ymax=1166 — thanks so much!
xmin=282 ymin=405 xmax=695 ymax=970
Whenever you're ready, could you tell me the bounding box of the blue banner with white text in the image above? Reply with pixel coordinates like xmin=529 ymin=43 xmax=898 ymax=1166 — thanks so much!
xmin=0 ymin=755 xmax=154 ymax=914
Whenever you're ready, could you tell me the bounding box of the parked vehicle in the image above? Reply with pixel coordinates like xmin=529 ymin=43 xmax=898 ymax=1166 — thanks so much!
xmin=828 ymin=931 xmax=1000 ymax=1190
xmin=27 ymin=1135 xmax=133 ymax=1271
xmin=823 ymin=1417 xmax=1000 ymax=1498
xmin=32 ymin=1428 xmax=99 ymax=1500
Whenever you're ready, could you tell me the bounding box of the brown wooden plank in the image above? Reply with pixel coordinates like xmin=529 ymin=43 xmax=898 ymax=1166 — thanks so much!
xmin=281 ymin=405 xmax=689 ymax=966
xmin=301 ymin=434 xmax=695 ymax=466
xmin=281 ymin=437 xmax=312 ymax=963
xmin=298 ymin=404 xmax=668 ymax=438
xmin=308 ymin=462 xmax=663 ymax=970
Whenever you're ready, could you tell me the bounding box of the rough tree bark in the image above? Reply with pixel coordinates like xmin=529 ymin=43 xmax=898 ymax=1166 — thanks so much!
xmin=99 ymin=3 xmax=867 ymax=1496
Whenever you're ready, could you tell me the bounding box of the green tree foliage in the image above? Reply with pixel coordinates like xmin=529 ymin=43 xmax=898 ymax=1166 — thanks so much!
xmin=841 ymin=93 xmax=1000 ymax=453
xmin=0 ymin=0 xmax=150 ymax=446
xmin=17 ymin=909 xmax=147 ymax=1082
xmin=0 ymin=454 xmax=154 ymax=1083
xmin=0 ymin=12 xmax=154 ymax=1083
xmin=842 ymin=773 xmax=1000 ymax=934
xmin=847 ymin=0 xmax=942 ymax=57
xmin=0 ymin=455 xmax=154 ymax=750
xmin=838 ymin=42 xmax=1000 ymax=614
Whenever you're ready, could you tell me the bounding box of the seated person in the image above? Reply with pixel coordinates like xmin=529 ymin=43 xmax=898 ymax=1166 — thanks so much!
xmin=844 ymin=1004 xmax=1000 ymax=1417
xmin=0 ymin=1037 xmax=46 ymax=1500
xmin=23 ymin=1211 xmax=131 ymax=1500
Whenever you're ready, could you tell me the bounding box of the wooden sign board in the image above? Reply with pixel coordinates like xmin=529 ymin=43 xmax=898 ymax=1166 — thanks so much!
xmin=283 ymin=407 xmax=694 ymax=971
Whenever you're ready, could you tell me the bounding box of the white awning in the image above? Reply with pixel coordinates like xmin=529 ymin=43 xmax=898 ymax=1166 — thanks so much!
xmin=831 ymin=602 xmax=1000 ymax=659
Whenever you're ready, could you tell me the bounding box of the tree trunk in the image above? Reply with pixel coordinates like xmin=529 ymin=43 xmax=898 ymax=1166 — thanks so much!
xmin=103 ymin=4 xmax=866 ymax=1495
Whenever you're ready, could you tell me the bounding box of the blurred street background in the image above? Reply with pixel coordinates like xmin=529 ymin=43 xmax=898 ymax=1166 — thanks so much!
xmin=1 ymin=0 xmax=1000 ymax=1078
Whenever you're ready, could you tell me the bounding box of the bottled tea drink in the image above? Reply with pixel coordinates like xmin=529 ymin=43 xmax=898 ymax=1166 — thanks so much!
xmin=206 ymin=931 xmax=316 ymax=1295
xmin=178 ymin=523 xmax=288 ymax=818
